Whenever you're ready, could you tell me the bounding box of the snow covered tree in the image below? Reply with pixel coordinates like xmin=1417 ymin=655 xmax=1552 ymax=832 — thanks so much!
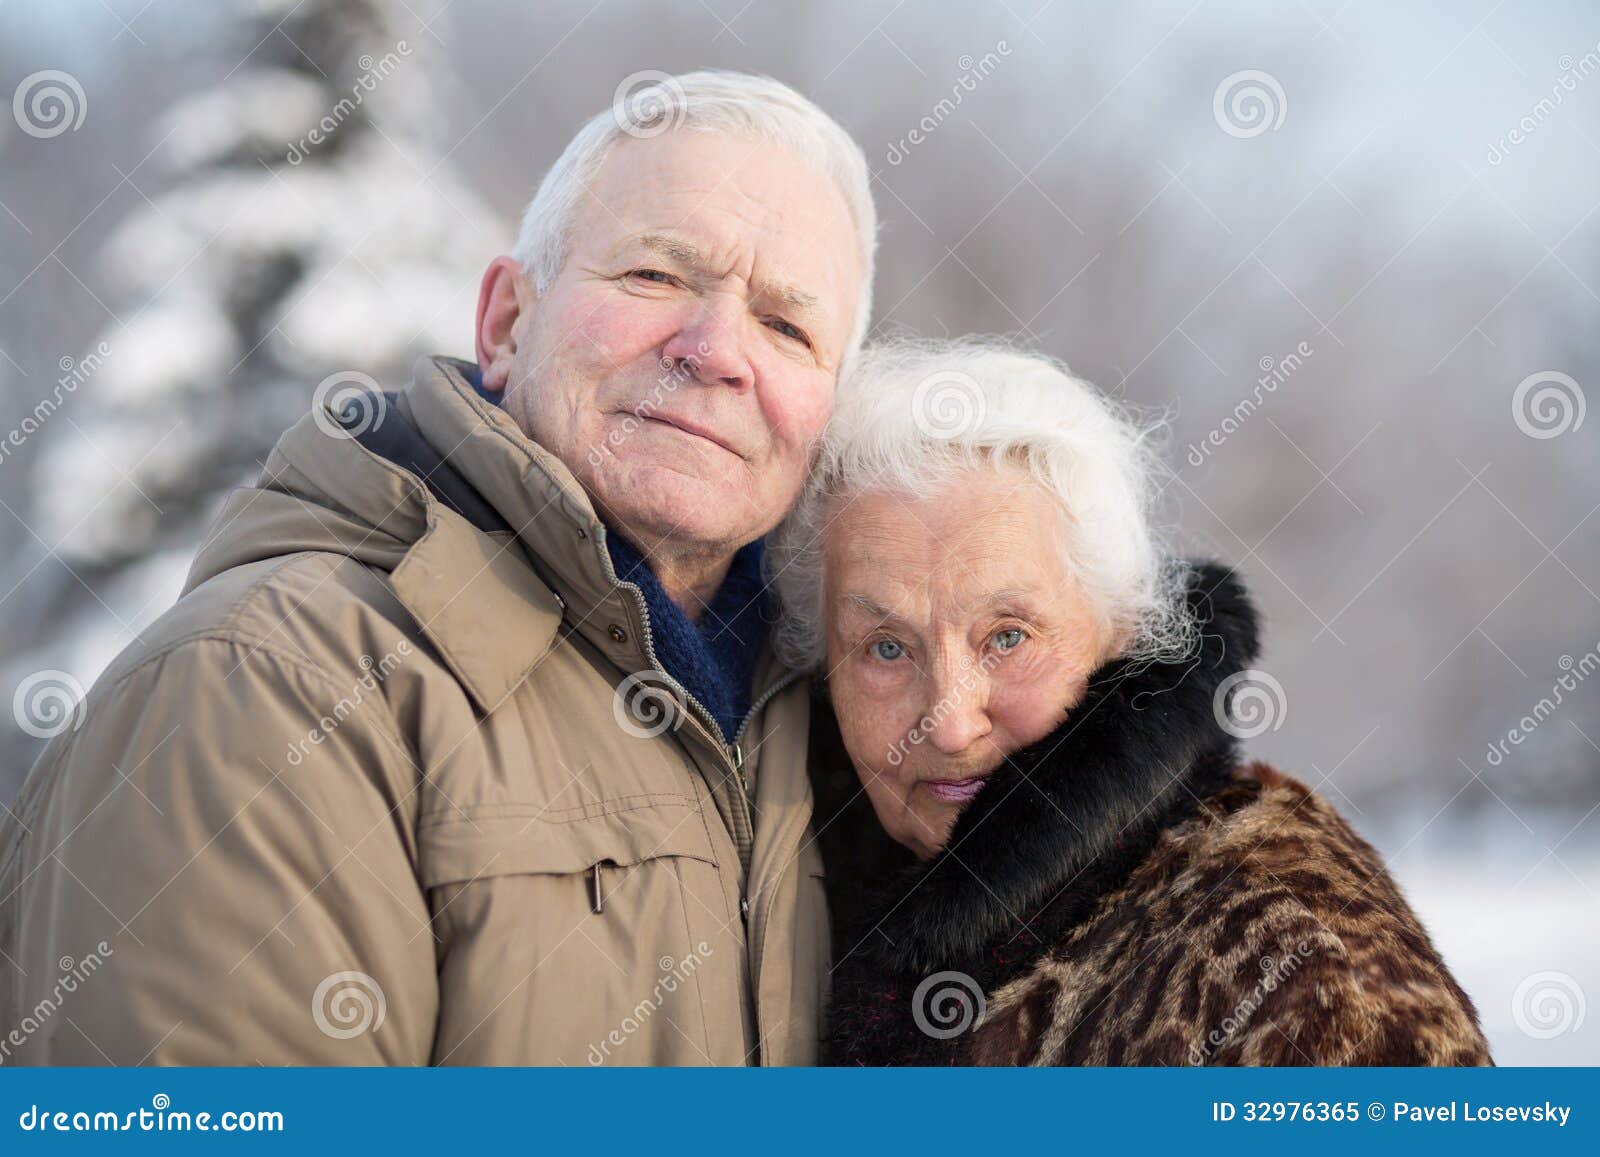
xmin=5 ymin=0 xmax=502 ymax=787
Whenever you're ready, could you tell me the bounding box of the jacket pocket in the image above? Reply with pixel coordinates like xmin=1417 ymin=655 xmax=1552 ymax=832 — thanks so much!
xmin=418 ymin=799 xmax=742 ymax=1065
xmin=418 ymin=794 xmax=717 ymax=883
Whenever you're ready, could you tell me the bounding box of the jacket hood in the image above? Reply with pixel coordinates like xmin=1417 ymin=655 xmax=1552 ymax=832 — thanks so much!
xmin=181 ymin=356 xmax=617 ymax=715
xmin=826 ymin=560 xmax=1262 ymax=974
xmin=186 ymin=360 xmax=494 ymax=592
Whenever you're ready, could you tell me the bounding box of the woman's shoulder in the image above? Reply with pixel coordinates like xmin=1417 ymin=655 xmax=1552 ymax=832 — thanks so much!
xmin=1146 ymin=759 xmax=1425 ymax=944
xmin=1116 ymin=760 xmax=1493 ymax=1065
xmin=972 ymin=760 xmax=1493 ymax=1066
xmin=1178 ymin=760 xmax=1380 ymax=874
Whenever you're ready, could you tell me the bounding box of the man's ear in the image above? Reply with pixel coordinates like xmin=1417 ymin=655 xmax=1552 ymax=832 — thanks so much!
xmin=475 ymin=256 xmax=531 ymax=394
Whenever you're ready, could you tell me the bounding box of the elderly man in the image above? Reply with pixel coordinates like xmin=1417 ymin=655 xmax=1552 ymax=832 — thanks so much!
xmin=0 ymin=71 xmax=875 ymax=1065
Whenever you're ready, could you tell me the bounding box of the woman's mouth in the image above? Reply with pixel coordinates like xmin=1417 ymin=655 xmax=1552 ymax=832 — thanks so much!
xmin=921 ymin=776 xmax=990 ymax=804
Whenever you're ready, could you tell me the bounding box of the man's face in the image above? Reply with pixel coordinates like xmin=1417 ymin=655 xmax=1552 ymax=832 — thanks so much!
xmin=486 ymin=130 xmax=863 ymax=560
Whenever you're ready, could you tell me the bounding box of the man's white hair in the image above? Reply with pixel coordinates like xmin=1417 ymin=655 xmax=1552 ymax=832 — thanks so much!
xmin=510 ymin=69 xmax=878 ymax=374
xmin=769 ymin=336 xmax=1196 ymax=672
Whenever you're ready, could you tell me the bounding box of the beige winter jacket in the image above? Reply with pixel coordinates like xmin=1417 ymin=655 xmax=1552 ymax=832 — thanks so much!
xmin=0 ymin=355 xmax=829 ymax=1066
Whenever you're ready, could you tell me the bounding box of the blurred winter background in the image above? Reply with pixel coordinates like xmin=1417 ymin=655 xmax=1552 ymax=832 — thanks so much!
xmin=0 ymin=0 xmax=1596 ymax=1064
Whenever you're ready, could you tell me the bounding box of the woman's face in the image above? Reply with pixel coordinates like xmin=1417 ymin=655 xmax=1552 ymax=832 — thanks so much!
xmin=822 ymin=466 xmax=1114 ymax=859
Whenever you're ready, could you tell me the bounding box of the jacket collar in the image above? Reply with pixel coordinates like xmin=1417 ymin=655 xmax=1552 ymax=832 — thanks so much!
xmin=402 ymin=354 xmax=616 ymax=609
xmin=193 ymin=354 xmax=797 ymax=726
xmin=846 ymin=560 xmax=1263 ymax=974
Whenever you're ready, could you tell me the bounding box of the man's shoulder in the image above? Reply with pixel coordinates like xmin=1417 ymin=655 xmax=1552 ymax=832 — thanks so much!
xmin=99 ymin=549 xmax=437 ymax=697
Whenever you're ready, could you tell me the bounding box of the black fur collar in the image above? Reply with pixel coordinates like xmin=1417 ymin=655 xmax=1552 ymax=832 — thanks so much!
xmin=810 ymin=560 xmax=1262 ymax=977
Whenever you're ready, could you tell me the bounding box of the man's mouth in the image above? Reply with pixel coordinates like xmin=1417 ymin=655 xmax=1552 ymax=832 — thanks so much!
xmin=920 ymin=775 xmax=990 ymax=804
xmin=637 ymin=412 xmax=741 ymax=458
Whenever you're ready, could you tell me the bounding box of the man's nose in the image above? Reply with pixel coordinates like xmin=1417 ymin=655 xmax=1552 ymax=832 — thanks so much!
xmin=663 ymin=299 xmax=754 ymax=390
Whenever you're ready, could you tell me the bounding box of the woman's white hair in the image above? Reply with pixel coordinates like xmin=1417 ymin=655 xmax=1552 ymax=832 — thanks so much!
xmin=511 ymin=69 xmax=878 ymax=375
xmin=769 ymin=336 xmax=1196 ymax=671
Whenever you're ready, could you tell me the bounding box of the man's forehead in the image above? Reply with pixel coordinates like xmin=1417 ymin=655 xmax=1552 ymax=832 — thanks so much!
xmin=587 ymin=134 xmax=855 ymax=270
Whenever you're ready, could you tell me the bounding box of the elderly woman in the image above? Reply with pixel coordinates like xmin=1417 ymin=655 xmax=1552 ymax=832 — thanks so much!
xmin=771 ymin=338 xmax=1491 ymax=1066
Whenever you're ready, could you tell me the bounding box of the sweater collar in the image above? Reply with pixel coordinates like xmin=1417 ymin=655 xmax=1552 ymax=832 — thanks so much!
xmin=605 ymin=530 xmax=771 ymax=743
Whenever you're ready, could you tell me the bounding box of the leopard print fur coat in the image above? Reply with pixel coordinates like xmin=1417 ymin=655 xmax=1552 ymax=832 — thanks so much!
xmin=811 ymin=562 xmax=1492 ymax=1066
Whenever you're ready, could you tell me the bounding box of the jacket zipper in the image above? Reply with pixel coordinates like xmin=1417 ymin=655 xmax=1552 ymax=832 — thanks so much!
xmin=595 ymin=543 xmax=802 ymax=876
xmin=592 ymin=538 xmax=815 ymax=1063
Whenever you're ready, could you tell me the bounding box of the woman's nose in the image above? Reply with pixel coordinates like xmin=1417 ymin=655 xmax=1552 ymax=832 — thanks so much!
xmin=922 ymin=670 xmax=992 ymax=755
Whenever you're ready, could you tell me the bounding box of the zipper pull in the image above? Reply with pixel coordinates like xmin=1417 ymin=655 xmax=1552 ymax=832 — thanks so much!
xmin=590 ymin=862 xmax=605 ymax=914
xmin=730 ymin=741 xmax=748 ymax=792
xmin=739 ymin=895 xmax=750 ymax=923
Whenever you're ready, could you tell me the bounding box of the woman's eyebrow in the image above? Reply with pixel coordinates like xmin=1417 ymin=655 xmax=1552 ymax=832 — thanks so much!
xmin=968 ymin=586 xmax=1041 ymax=613
xmin=841 ymin=592 xmax=907 ymax=629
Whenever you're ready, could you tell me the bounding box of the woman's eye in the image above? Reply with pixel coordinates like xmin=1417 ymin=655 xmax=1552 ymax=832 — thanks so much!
xmin=628 ymin=269 xmax=675 ymax=285
xmin=993 ymin=628 xmax=1025 ymax=653
xmin=765 ymin=317 xmax=811 ymax=347
xmin=869 ymin=639 xmax=905 ymax=662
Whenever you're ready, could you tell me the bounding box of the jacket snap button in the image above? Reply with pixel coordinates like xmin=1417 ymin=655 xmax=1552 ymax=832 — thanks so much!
xmin=609 ymin=625 xmax=628 ymax=644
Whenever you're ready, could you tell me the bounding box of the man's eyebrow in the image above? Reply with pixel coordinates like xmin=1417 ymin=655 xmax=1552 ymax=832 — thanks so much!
xmin=623 ymin=233 xmax=822 ymax=317
xmin=628 ymin=232 xmax=703 ymax=265
xmin=757 ymin=277 xmax=819 ymax=314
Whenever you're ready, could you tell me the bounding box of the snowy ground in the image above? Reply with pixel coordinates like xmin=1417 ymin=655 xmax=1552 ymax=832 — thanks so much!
xmin=1367 ymin=807 xmax=1598 ymax=1066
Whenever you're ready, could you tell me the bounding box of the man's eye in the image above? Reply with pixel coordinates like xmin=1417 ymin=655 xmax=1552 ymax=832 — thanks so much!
xmin=628 ymin=269 xmax=675 ymax=284
xmin=766 ymin=317 xmax=811 ymax=347
xmin=993 ymin=628 xmax=1025 ymax=653
xmin=869 ymin=639 xmax=905 ymax=662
